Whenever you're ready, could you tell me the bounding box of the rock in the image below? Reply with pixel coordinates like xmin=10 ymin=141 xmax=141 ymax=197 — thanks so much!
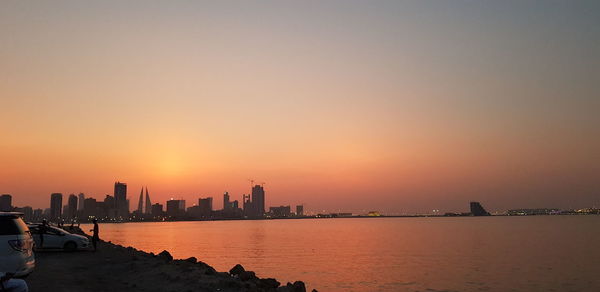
xmin=239 ymin=270 xmax=257 ymax=281
xmin=259 ymin=278 xmax=281 ymax=289
xmin=203 ymin=266 xmax=217 ymax=275
xmin=229 ymin=264 xmax=245 ymax=276
xmin=218 ymin=278 xmax=242 ymax=288
xmin=184 ymin=257 xmax=197 ymax=263
xmin=158 ymin=250 xmax=173 ymax=261
xmin=292 ymin=281 xmax=306 ymax=292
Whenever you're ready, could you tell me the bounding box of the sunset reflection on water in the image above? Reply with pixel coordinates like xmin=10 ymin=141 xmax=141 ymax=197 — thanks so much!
xmin=84 ymin=216 xmax=600 ymax=291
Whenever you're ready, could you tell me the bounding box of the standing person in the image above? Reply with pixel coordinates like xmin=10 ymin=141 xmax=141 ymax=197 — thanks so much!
xmin=38 ymin=219 xmax=48 ymax=249
xmin=89 ymin=219 xmax=99 ymax=251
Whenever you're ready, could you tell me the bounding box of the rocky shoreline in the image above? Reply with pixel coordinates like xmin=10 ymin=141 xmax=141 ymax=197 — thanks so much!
xmin=26 ymin=227 xmax=314 ymax=292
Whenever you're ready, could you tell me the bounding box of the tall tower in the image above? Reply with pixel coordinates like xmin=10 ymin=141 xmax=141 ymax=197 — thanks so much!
xmin=145 ymin=187 xmax=152 ymax=214
xmin=251 ymin=185 xmax=265 ymax=217
xmin=77 ymin=193 xmax=85 ymax=211
xmin=223 ymin=192 xmax=230 ymax=211
xmin=67 ymin=194 xmax=78 ymax=219
xmin=137 ymin=187 xmax=144 ymax=213
xmin=114 ymin=181 xmax=128 ymax=218
xmin=50 ymin=193 xmax=63 ymax=220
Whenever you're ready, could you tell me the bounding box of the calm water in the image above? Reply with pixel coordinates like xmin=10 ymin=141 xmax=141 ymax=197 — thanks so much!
xmin=83 ymin=216 xmax=600 ymax=291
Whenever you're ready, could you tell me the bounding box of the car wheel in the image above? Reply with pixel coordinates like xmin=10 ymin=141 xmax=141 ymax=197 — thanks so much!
xmin=64 ymin=241 xmax=77 ymax=251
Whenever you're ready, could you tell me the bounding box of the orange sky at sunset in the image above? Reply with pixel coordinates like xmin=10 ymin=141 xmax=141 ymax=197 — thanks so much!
xmin=1 ymin=1 xmax=598 ymax=213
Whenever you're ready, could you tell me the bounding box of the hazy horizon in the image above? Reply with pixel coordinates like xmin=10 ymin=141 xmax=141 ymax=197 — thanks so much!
xmin=1 ymin=0 xmax=599 ymax=213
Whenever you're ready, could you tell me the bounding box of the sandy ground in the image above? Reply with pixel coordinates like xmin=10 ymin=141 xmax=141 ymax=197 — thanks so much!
xmin=25 ymin=229 xmax=309 ymax=292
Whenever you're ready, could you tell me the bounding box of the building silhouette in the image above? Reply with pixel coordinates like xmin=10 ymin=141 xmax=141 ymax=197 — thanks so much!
xmin=136 ymin=187 xmax=144 ymax=214
xmin=33 ymin=209 xmax=43 ymax=221
xmin=269 ymin=205 xmax=291 ymax=217
xmin=470 ymin=202 xmax=491 ymax=216
xmin=67 ymin=194 xmax=78 ymax=219
xmin=114 ymin=182 xmax=128 ymax=218
xmin=197 ymin=197 xmax=213 ymax=218
xmin=296 ymin=205 xmax=304 ymax=216
xmin=77 ymin=193 xmax=85 ymax=211
xmin=166 ymin=199 xmax=185 ymax=217
xmin=144 ymin=187 xmax=152 ymax=214
xmin=243 ymin=185 xmax=266 ymax=218
xmin=83 ymin=197 xmax=98 ymax=219
xmin=151 ymin=203 xmax=163 ymax=217
xmin=14 ymin=206 xmax=33 ymax=221
xmin=223 ymin=192 xmax=231 ymax=211
xmin=0 ymin=194 xmax=12 ymax=212
xmin=50 ymin=193 xmax=63 ymax=220
xmin=252 ymin=185 xmax=265 ymax=217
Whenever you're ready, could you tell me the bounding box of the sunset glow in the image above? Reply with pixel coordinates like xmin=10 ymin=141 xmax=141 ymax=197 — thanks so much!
xmin=1 ymin=1 xmax=598 ymax=214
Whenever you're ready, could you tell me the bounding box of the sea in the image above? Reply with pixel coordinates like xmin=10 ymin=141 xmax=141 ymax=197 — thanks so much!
xmin=83 ymin=216 xmax=600 ymax=291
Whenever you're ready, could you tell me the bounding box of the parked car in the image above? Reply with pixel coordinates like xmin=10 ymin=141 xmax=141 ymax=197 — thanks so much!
xmin=0 ymin=212 xmax=35 ymax=277
xmin=27 ymin=224 xmax=89 ymax=251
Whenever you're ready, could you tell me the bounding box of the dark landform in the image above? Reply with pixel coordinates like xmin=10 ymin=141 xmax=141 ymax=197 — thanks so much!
xmin=27 ymin=227 xmax=315 ymax=292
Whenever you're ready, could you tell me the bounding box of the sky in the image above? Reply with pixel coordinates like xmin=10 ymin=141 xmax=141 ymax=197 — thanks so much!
xmin=1 ymin=0 xmax=599 ymax=214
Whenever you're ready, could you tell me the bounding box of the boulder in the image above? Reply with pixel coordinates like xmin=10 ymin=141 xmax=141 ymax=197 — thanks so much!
xmin=291 ymin=281 xmax=306 ymax=292
xmin=229 ymin=264 xmax=245 ymax=276
xmin=157 ymin=250 xmax=173 ymax=261
xmin=259 ymin=278 xmax=281 ymax=289
xmin=184 ymin=257 xmax=197 ymax=263
xmin=239 ymin=270 xmax=257 ymax=281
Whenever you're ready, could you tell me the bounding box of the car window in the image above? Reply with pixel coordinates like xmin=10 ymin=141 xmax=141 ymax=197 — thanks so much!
xmin=47 ymin=228 xmax=62 ymax=235
xmin=0 ymin=217 xmax=29 ymax=235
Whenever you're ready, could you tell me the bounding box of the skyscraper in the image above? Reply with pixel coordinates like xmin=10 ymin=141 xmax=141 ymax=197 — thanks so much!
xmin=166 ymin=199 xmax=185 ymax=217
xmin=77 ymin=193 xmax=85 ymax=211
xmin=251 ymin=185 xmax=265 ymax=217
xmin=0 ymin=194 xmax=12 ymax=212
xmin=50 ymin=193 xmax=63 ymax=220
xmin=114 ymin=181 xmax=128 ymax=218
xmin=223 ymin=192 xmax=230 ymax=211
xmin=67 ymin=194 xmax=78 ymax=219
xmin=137 ymin=187 xmax=144 ymax=213
xmin=144 ymin=187 xmax=152 ymax=214
xmin=198 ymin=197 xmax=213 ymax=218
xmin=243 ymin=194 xmax=252 ymax=217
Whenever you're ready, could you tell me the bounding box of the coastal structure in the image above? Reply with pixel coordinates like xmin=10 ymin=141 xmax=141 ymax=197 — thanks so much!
xmin=470 ymin=202 xmax=491 ymax=216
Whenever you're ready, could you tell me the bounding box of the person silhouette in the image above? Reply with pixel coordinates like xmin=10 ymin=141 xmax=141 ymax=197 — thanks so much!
xmin=38 ymin=219 xmax=48 ymax=249
xmin=89 ymin=219 xmax=99 ymax=251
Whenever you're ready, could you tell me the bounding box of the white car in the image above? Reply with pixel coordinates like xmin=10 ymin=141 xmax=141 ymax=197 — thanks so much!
xmin=0 ymin=212 xmax=35 ymax=277
xmin=28 ymin=224 xmax=89 ymax=251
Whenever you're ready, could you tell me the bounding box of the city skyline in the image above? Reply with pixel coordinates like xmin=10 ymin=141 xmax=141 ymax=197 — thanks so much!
xmin=1 ymin=1 xmax=599 ymax=214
